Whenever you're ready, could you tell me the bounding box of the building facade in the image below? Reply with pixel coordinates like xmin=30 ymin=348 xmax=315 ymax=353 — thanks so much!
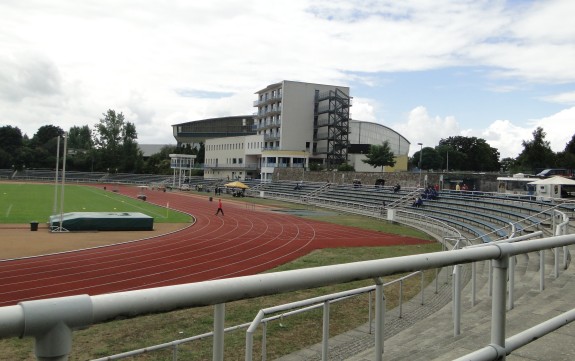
xmin=173 ymin=80 xmax=410 ymax=182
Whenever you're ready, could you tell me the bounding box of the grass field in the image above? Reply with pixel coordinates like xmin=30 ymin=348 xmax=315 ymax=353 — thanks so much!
xmin=0 ymin=183 xmax=191 ymax=224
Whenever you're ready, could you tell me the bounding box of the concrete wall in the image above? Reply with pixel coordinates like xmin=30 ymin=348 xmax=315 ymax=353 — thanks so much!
xmin=274 ymin=168 xmax=502 ymax=193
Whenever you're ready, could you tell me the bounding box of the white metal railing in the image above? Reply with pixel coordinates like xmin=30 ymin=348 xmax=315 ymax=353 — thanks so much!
xmin=1 ymin=235 xmax=574 ymax=361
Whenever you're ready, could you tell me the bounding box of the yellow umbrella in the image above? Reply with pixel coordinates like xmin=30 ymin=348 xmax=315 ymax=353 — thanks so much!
xmin=224 ymin=181 xmax=249 ymax=189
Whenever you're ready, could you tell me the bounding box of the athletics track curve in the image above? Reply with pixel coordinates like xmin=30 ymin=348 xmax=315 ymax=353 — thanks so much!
xmin=0 ymin=184 xmax=431 ymax=307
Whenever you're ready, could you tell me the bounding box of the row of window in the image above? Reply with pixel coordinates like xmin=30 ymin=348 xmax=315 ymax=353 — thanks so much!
xmin=204 ymin=158 xmax=244 ymax=165
xmin=207 ymin=143 xmax=244 ymax=151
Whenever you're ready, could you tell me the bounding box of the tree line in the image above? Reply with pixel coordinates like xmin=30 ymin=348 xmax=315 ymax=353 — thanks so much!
xmin=363 ymin=127 xmax=575 ymax=174
xmin=2 ymin=112 xmax=573 ymax=175
xmin=0 ymin=110 xmax=203 ymax=175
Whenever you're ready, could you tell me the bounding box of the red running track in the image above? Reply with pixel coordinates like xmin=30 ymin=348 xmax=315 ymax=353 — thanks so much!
xmin=0 ymin=185 xmax=431 ymax=307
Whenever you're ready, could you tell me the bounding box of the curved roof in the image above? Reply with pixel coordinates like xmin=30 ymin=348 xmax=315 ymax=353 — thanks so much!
xmin=349 ymin=120 xmax=411 ymax=156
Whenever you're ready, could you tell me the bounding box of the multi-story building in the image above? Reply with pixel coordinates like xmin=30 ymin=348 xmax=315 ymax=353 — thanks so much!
xmin=173 ymin=80 xmax=410 ymax=182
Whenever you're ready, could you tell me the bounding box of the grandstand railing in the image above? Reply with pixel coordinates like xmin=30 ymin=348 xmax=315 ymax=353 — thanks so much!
xmin=94 ymin=270 xmax=434 ymax=361
xmin=0 ymin=235 xmax=574 ymax=361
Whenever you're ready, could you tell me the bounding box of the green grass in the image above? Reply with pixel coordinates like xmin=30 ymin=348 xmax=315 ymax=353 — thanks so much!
xmin=0 ymin=183 xmax=191 ymax=223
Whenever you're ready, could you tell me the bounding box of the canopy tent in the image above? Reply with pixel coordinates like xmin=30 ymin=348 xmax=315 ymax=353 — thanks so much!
xmin=528 ymin=176 xmax=575 ymax=199
xmin=224 ymin=181 xmax=249 ymax=189
xmin=528 ymin=176 xmax=575 ymax=186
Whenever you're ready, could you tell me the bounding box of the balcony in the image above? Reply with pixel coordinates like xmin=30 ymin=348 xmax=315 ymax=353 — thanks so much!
xmin=256 ymin=120 xmax=281 ymax=131
xmin=253 ymin=93 xmax=282 ymax=107
xmin=264 ymin=133 xmax=280 ymax=141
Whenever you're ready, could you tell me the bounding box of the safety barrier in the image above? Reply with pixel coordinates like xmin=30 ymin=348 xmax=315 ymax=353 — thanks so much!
xmin=0 ymin=234 xmax=574 ymax=361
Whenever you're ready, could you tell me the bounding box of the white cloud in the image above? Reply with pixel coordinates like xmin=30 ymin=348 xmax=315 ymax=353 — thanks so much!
xmin=391 ymin=106 xmax=462 ymax=156
xmin=1 ymin=0 xmax=575 ymax=150
xmin=481 ymin=107 xmax=575 ymax=159
xmin=541 ymin=92 xmax=575 ymax=105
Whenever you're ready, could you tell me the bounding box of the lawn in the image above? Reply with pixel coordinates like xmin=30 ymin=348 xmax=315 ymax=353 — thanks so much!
xmin=0 ymin=183 xmax=191 ymax=224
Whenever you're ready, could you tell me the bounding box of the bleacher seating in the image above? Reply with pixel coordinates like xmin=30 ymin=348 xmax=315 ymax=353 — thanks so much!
xmin=254 ymin=180 xmax=570 ymax=245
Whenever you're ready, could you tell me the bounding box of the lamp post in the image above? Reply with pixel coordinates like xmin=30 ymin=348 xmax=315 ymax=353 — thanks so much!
xmin=418 ymin=142 xmax=423 ymax=187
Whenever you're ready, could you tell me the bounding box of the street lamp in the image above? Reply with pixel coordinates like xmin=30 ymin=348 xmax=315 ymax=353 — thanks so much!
xmin=417 ymin=143 xmax=423 ymax=187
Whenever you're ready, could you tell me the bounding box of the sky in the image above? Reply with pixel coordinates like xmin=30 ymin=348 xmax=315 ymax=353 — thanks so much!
xmin=1 ymin=0 xmax=575 ymax=159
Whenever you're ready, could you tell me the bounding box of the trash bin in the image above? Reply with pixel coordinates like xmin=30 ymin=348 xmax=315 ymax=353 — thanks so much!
xmin=30 ymin=221 xmax=39 ymax=231
xmin=209 ymin=197 xmax=213 ymax=202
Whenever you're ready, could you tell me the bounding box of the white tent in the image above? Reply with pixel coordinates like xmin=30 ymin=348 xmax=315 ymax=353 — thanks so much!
xmin=528 ymin=176 xmax=575 ymax=199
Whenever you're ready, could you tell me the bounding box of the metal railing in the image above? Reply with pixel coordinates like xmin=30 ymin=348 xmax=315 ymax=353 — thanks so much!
xmin=1 ymin=235 xmax=574 ymax=361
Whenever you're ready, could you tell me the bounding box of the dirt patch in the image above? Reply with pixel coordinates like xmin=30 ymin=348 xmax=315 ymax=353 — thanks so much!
xmin=0 ymin=222 xmax=188 ymax=260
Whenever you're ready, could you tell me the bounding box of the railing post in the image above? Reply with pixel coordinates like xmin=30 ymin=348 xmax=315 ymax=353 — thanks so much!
xmin=471 ymin=262 xmax=477 ymax=307
xmin=261 ymin=322 xmax=267 ymax=361
xmin=213 ymin=303 xmax=225 ymax=361
xmin=488 ymin=260 xmax=493 ymax=296
xmin=420 ymin=271 xmax=425 ymax=305
xmin=374 ymin=278 xmax=385 ymax=361
xmin=453 ymin=264 xmax=461 ymax=336
xmin=322 ymin=300 xmax=330 ymax=361
xmin=508 ymin=256 xmax=515 ymax=310
xmin=491 ymin=253 xmax=509 ymax=359
xmin=19 ymin=295 xmax=93 ymax=361
xmin=540 ymin=250 xmax=545 ymax=291
xmin=399 ymin=280 xmax=403 ymax=318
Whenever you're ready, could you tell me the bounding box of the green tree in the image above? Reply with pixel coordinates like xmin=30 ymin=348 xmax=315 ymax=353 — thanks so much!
xmin=362 ymin=141 xmax=396 ymax=172
xmin=439 ymin=136 xmax=500 ymax=171
xmin=412 ymin=147 xmax=443 ymax=171
xmin=434 ymin=144 xmax=466 ymax=171
xmin=0 ymin=126 xmax=24 ymax=168
xmin=93 ymin=110 xmax=142 ymax=172
xmin=516 ymin=127 xmax=556 ymax=173
xmin=68 ymin=125 xmax=93 ymax=150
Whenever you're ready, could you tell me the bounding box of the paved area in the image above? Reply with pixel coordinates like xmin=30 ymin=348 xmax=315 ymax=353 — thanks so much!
xmin=276 ymin=248 xmax=575 ymax=361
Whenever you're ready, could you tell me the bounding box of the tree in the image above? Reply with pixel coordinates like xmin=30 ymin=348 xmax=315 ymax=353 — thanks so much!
xmin=412 ymin=147 xmax=442 ymax=171
xmin=362 ymin=141 xmax=396 ymax=172
xmin=516 ymin=127 xmax=556 ymax=173
xmin=439 ymin=136 xmax=500 ymax=171
xmin=68 ymin=125 xmax=93 ymax=150
xmin=93 ymin=110 xmax=142 ymax=172
xmin=31 ymin=125 xmax=64 ymax=147
xmin=0 ymin=126 xmax=24 ymax=168
xmin=435 ymin=144 xmax=466 ymax=171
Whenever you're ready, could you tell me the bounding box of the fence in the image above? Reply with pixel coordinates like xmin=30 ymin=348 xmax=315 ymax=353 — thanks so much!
xmin=0 ymin=234 xmax=574 ymax=361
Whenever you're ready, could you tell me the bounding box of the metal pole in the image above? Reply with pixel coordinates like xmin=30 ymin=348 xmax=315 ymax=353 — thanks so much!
xmin=471 ymin=262 xmax=477 ymax=307
xmin=261 ymin=322 xmax=267 ymax=361
xmin=58 ymin=134 xmax=68 ymax=230
xmin=420 ymin=271 xmax=425 ymax=305
xmin=491 ymin=254 xmax=509 ymax=358
xmin=418 ymin=142 xmax=423 ymax=187
xmin=399 ymin=280 xmax=403 ymax=318
xmin=453 ymin=264 xmax=461 ymax=336
xmin=540 ymin=250 xmax=545 ymax=291
xmin=508 ymin=256 xmax=515 ymax=310
xmin=53 ymin=135 xmax=60 ymax=215
xmin=213 ymin=303 xmax=225 ymax=361
xmin=322 ymin=301 xmax=330 ymax=361
xmin=374 ymin=278 xmax=385 ymax=361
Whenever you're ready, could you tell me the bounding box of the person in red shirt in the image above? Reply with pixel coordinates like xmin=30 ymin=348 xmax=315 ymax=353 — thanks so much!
xmin=215 ymin=198 xmax=224 ymax=216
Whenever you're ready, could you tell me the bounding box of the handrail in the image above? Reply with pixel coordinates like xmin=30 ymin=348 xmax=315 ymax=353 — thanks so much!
xmin=1 ymin=234 xmax=574 ymax=361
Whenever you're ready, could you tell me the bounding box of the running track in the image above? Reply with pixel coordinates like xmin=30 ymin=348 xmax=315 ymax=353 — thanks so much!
xmin=0 ymin=184 xmax=431 ymax=307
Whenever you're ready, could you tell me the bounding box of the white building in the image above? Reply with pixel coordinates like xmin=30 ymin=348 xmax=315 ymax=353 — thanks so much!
xmin=174 ymin=80 xmax=410 ymax=182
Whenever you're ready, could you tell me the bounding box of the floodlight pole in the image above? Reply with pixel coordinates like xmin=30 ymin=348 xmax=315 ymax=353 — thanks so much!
xmin=418 ymin=142 xmax=423 ymax=187
xmin=53 ymin=135 xmax=60 ymax=215
xmin=56 ymin=134 xmax=69 ymax=233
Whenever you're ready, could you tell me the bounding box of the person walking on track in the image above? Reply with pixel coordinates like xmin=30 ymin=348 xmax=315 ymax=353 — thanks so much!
xmin=215 ymin=198 xmax=224 ymax=216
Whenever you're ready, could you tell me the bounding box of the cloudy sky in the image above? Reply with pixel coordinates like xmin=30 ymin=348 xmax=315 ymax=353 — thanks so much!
xmin=1 ymin=0 xmax=575 ymax=159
